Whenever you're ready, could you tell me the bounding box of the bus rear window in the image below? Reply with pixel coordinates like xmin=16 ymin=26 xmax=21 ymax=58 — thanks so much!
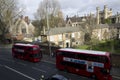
xmin=27 ymin=47 xmax=39 ymax=51
xmin=14 ymin=45 xmax=24 ymax=49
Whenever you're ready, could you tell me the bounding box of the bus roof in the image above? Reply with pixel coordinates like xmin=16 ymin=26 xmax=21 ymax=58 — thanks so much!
xmin=58 ymin=48 xmax=108 ymax=56
xmin=14 ymin=43 xmax=36 ymax=47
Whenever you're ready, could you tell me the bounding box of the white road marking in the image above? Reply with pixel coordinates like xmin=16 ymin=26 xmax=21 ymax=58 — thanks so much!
xmin=113 ymin=75 xmax=120 ymax=79
xmin=41 ymin=60 xmax=55 ymax=64
xmin=4 ymin=65 xmax=36 ymax=80
xmin=32 ymin=67 xmax=47 ymax=73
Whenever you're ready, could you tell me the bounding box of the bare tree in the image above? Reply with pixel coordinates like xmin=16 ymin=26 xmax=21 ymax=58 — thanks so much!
xmin=35 ymin=0 xmax=65 ymax=33
xmin=0 ymin=0 xmax=23 ymax=42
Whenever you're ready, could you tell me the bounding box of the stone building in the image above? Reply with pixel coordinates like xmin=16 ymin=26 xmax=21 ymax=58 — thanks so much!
xmin=44 ymin=26 xmax=85 ymax=48
xmin=110 ymin=12 xmax=120 ymax=24
xmin=96 ymin=5 xmax=112 ymax=24
xmin=92 ymin=23 xmax=120 ymax=40
xmin=66 ymin=15 xmax=86 ymax=27
xmin=66 ymin=13 xmax=95 ymax=27
xmin=11 ymin=16 xmax=35 ymax=41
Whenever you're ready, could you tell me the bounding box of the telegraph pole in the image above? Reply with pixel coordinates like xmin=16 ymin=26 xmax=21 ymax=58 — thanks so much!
xmin=46 ymin=1 xmax=51 ymax=56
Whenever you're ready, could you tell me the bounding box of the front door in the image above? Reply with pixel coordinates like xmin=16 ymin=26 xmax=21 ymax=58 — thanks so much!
xmin=66 ymin=42 xmax=69 ymax=48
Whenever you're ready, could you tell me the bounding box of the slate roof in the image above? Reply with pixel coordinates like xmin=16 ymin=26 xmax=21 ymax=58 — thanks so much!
xmin=69 ymin=17 xmax=83 ymax=22
xmin=66 ymin=16 xmax=86 ymax=23
xmin=45 ymin=26 xmax=82 ymax=35
xmin=45 ymin=23 xmax=120 ymax=35
xmin=92 ymin=23 xmax=120 ymax=29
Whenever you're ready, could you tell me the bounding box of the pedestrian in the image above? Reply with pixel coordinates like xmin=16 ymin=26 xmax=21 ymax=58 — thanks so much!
xmin=40 ymin=75 xmax=45 ymax=80
xmin=51 ymin=52 xmax=54 ymax=57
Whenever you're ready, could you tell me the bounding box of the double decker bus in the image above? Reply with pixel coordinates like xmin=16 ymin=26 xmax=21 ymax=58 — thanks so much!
xmin=56 ymin=48 xmax=112 ymax=80
xmin=12 ymin=43 xmax=42 ymax=62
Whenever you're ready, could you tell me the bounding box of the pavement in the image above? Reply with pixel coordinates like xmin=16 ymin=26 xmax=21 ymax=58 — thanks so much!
xmin=111 ymin=67 xmax=120 ymax=77
xmin=0 ymin=44 xmax=12 ymax=48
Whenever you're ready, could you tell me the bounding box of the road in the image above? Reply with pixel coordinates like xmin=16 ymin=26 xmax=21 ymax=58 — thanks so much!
xmin=0 ymin=47 xmax=120 ymax=80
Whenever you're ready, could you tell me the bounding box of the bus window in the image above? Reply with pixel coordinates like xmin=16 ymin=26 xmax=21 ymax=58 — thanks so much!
xmin=57 ymin=52 xmax=63 ymax=55
xmin=61 ymin=61 xmax=85 ymax=70
xmin=30 ymin=54 xmax=40 ymax=58
xmin=77 ymin=54 xmax=87 ymax=60
xmin=61 ymin=52 xmax=76 ymax=58
xmin=27 ymin=47 xmax=38 ymax=51
xmin=99 ymin=56 xmax=108 ymax=63
xmin=67 ymin=52 xmax=75 ymax=58
xmin=14 ymin=46 xmax=24 ymax=50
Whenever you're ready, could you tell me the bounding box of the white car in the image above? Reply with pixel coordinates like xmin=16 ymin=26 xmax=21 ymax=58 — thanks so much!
xmin=46 ymin=74 xmax=70 ymax=80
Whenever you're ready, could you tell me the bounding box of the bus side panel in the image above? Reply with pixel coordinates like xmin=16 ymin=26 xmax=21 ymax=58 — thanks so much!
xmin=27 ymin=47 xmax=41 ymax=62
xmin=56 ymin=56 xmax=64 ymax=70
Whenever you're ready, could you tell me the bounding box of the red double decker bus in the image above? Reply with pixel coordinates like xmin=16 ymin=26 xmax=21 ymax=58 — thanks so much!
xmin=56 ymin=48 xmax=112 ymax=80
xmin=12 ymin=43 xmax=42 ymax=62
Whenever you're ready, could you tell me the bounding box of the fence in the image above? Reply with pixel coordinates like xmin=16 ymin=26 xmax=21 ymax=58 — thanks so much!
xmin=111 ymin=54 xmax=120 ymax=67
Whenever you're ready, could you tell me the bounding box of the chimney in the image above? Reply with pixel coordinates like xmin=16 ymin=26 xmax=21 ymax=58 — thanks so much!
xmin=20 ymin=15 xmax=23 ymax=19
xmin=96 ymin=6 xmax=100 ymax=24
xmin=24 ymin=16 xmax=30 ymax=24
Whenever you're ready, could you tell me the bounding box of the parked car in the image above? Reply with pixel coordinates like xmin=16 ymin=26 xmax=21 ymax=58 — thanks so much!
xmin=45 ymin=74 xmax=70 ymax=80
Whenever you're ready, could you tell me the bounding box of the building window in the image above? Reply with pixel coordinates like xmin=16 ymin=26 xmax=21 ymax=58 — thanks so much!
xmin=72 ymin=33 xmax=75 ymax=38
xmin=74 ymin=24 xmax=76 ymax=26
xmin=58 ymin=35 xmax=62 ymax=41
xmin=22 ymin=28 xmax=26 ymax=34
xmin=76 ymin=24 xmax=77 ymax=26
xmin=50 ymin=36 xmax=54 ymax=42
xmin=72 ymin=38 xmax=75 ymax=42
xmin=69 ymin=21 xmax=71 ymax=24
xmin=65 ymin=34 xmax=69 ymax=38
xmin=58 ymin=41 xmax=63 ymax=45
xmin=78 ymin=32 xmax=80 ymax=38
xmin=76 ymin=42 xmax=79 ymax=44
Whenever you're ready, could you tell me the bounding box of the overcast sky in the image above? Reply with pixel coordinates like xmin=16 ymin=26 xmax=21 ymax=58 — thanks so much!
xmin=18 ymin=0 xmax=120 ymax=20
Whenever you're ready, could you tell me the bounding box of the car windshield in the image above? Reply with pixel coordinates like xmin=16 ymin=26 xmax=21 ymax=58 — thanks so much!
xmin=51 ymin=77 xmax=68 ymax=80
xmin=51 ymin=78 xmax=59 ymax=80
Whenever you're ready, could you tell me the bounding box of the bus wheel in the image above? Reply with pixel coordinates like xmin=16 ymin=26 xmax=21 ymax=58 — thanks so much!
xmin=91 ymin=75 xmax=98 ymax=80
xmin=64 ymin=68 xmax=69 ymax=73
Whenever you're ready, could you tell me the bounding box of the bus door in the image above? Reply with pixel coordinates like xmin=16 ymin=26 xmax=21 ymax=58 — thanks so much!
xmin=86 ymin=61 xmax=94 ymax=73
xmin=22 ymin=47 xmax=29 ymax=60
